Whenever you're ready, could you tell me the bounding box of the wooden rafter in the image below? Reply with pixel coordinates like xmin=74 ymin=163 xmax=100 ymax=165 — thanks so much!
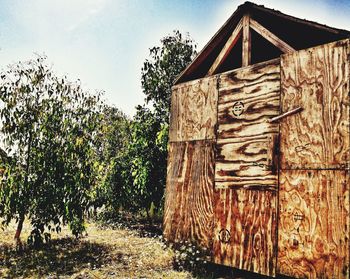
xmin=250 ymin=18 xmax=295 ymax=53
xmin=175 ymin=2 xmax=349 ymax=84
xmin=242 ymin=14 xmax=251 ymax=67
xmin=252 ymin=3 xmax=349 ymax=35
xmin=207 ymin=18 xmax=243 ymax=76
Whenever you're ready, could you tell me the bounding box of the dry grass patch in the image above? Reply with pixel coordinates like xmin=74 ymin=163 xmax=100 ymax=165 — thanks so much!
xmin=0 ymin=220 xmax=192 ymax=278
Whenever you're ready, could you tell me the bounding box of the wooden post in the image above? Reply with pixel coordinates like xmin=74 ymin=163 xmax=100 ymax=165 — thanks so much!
xmin=242 ymin=14 xmax=251 ymax=67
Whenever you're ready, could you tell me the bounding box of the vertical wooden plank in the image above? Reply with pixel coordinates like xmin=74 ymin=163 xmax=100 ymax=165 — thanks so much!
xmin=242 ymin=14 xmax=251 ymax=67
xmin=278 ymin=170 xmax=349 ymax=279
xmin=213 ymin=188 xmax=277 ymax=276
xmin=169 ymin=76 xmax=218 ymax=142
xmin=213 ymin=59 xmax=280 ymax=276
xmin=278 ymin=39 xmax=350 ymax=278
xmin=163 ymin=140 xmax=215 ymax=249
xmin=280 ymin=39 xmax=350 ymax=169
xmin=314 ymin=40 xmax=350 ymax=167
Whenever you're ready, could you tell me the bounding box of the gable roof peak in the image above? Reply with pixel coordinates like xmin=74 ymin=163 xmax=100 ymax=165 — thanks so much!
xmin=175 ymin=2 xmax=350 ymax=85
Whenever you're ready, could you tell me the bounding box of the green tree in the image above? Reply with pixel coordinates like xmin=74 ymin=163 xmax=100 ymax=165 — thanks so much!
xmin=0 ymin=56 xmax=103 ymax=247
xmin=91 ymin=105 xmax=132 ymax=212
xmin=127 ymin=105 xmax=167 ymax=216
xmin=125 ymin=31 xmax=196 ymax=217
xmin=141 ymin=30 xmax=196 ymax=122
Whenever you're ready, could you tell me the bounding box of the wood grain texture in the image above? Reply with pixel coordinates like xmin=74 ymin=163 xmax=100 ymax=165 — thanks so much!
xmin=215 ymin=59 xmax=280 ymax=189
xmin=215 ymin=134 xmax=279 ymax=190
xmin=242 ymin=14 xmax=251 ymax=67
xmin=280 ymin=39 xmax=350 ymax=170
xmin=213 ymin=188 xmax=277 ymax=276
xmin=169 ymin=76 xmax=218 ymax=142
xmin=217 ymin=59 xmax=280 ymax=140
xmin=163 ymin=140 xmax=215 ymax=249
xmin=278 ymin=170 xmax=349 ymax=279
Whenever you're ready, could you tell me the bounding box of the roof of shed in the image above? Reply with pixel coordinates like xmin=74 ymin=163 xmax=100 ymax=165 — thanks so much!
xmin=175 ymin=1 xmax=350 ymax=84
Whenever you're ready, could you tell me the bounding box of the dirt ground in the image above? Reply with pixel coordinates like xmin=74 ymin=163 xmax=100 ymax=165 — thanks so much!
xmin=0 ymin=220 xmax=192 ymax=279
xmin=0 ymin=218 xmax=277 ymax=279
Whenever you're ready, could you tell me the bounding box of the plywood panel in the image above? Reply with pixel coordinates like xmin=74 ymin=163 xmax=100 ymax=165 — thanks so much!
xmin=280 ymin=39 xmax=350 ymax=170
xmin=163 ymin=140 xmax=215 ymax=249
xmin=217 ymin=59 xmax=280 ymax=141
xmin=215 ymin=59 xmax=280 ymax=189
xmin=169 ymin=76 xmax=218 ymax=142
xmin=213 ymin=188 xmax=277 ymax=276
xmin=278 ymin=170 xmax=349 ymax=279
xmin=215 ymin=134 xmax=279 ymax=189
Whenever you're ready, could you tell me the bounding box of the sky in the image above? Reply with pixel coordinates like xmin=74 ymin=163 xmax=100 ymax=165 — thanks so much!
xmin=0 ymin=0 xmax=349 ymax=116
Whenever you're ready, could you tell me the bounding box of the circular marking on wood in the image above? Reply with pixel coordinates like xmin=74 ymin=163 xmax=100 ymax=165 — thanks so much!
xmin=218 ymin=229 xmax=231 ymax=243
xmin=232 ymin=101 xmax=244 ymax=117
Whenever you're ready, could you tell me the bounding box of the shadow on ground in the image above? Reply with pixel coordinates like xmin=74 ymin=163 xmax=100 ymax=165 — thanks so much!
xmin=189 ymin=262 xmax=295 ymax=279
xmin=95 ymin=212 xmax=295 ymax=279
xmin=0 ymin=237 xmax=112 ymax=278
xmin=95 ymin=211 xmax=163 ymax=237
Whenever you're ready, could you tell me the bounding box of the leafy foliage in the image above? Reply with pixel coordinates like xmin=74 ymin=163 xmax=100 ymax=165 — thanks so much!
xmin=0 ymin=56 xmax=103 ymax=246
xmin=141 ymin=30 xmax=196 ymax=122
xmin=125 ymin=31 xmax=196 ymax=216
xmin=91 ymin=105 xmax=132 ymax=212
xmin=98 ymin=31 xmax=196 ymax=219
xmin=127 ymin=105 xmax=168 ymax=214
xmin=0 ymin=30 xmax=197 ymax=245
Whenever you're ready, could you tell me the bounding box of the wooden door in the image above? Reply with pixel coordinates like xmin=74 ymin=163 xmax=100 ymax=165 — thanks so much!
xmin=278 ymin=39 xmax=350 ymax=279
xmin=213 ymin=59 xmax=280 ymax=277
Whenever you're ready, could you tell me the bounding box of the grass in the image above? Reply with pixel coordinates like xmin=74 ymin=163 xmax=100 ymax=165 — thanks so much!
xmin=0 ymin=216 xmax=275 ymax=279
xmin=0 ymin=218 xmax=192 ymax=279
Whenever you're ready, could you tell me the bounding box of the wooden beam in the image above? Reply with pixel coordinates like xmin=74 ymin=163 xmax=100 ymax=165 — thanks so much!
xmin=242 ymin=14 xmax=251 ymax=67
xmin=207 ymin=18 xmax=243 ymax=76
xmin=250 ymin=18 xmax=295 ymax=53
xmin=174 ymin=6 xmax=246 ymax=84
xmin=252 ymin=4 xmax=349 ymax=36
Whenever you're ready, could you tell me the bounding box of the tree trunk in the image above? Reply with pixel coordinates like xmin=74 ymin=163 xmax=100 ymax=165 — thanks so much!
xmin=14 ymin=128 xmax=32 ymax=250
xmin=146 ymin=208 xmax=153 ymax=225
xmin=14 ymin=214 xmax=24 ymax=250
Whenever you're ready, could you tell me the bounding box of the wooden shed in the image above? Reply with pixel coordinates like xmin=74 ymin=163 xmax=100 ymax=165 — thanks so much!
xmin=163 ymin=2 xmax=350 ymax=278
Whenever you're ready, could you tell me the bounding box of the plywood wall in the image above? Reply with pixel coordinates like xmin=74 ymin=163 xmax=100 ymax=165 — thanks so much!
xmin=280 ymin=40 xmax=349 ymax=170
xmin=278 ymin=170 xmax=349 ymax=278
xmin=213 ymin=188 xmax=277 ymax=276
xmin=215 ymin=59 xmax=280 ymax=190
xmin=213 ymin=59 xmax=280 ymax=277
xmin=164 ymin=38 xmax=349 ymax=279
xmin=278 ymin=39 xmax=350 ymax=279
xmin=164 ymin=75 xmax=218 ymax=250
xmin=169 ymin=76 xmax=218 ymax=142
xmin=163 ymin=141 xmax=215 ymax=249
